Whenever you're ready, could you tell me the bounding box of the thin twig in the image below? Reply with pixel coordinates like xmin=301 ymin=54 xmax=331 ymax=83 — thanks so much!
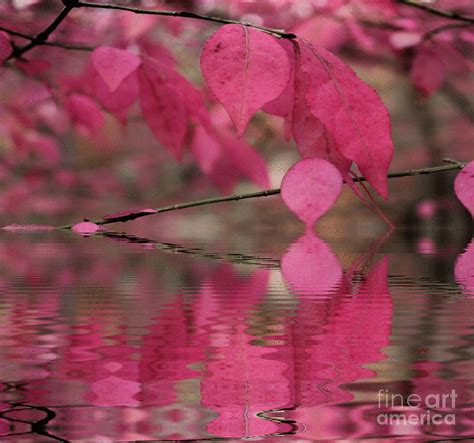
xmin=397 ymin=0 xmax=474 ymax=25
xmin=75 ymin=1 xmax=297 ymax=39
xmin=423 ymin=23 xmax=472 ymax=41
xmin=0 ymin=25 xmax=92 ymax=51
xmin=8 ymin=2 xmax=79 ymax=60
xmin=58 ymin=160 xmax=468 ymax=230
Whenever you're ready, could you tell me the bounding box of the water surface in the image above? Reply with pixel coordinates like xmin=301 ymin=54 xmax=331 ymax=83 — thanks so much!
xmin=0 ymin=228 xmax=473 ymax=441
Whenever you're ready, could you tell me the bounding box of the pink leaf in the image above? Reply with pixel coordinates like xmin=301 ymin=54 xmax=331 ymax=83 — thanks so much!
xmin=94 ymin=70 xmax=139 ymax=123
xmin=455 ymin=238 xmax=474 ymax=295
xmin=65 ymin=93 xmax=104 ymax=134
xmin=191 ymin=125 xmax=221 ymax=175
xmin=72 ymin=221 xmax=100 ymax=235
xmin=281 ymin=158 xmax=343 ymax=227
xmin=91 ymin=46 xmax=141 ymax=92
xmin=292 ymin=64 xmax=352 ymax=177
xmin=298 ymin=39 xmax=393 ymax=199
xmin=138 ymin=60 xmax=188 ymax=159
xmin=454 ymin=161 xmax=474 ymax=218
xmin=0 ymin=32 xmax=12 ymax=65
xmin=221 ymin=132 xmax=270 ymax=188
xmin=201 ymin=24 xmax=291 ymax=136
xmin=281 ymin=230 xmax=343 ymax=295
xmin=262 ymin=39 xmax=295 ymax=118
xmin=410 ymin=44 xmax=445 ymax=96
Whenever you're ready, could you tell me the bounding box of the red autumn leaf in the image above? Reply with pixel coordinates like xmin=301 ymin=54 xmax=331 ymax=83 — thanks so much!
xmin=201 ymin=24 xmax=291 ymax=136
xmin=137 ymin=60 xmax=188 ymax=160
xmin=191 ymin=125 xmax=270 ymax=190
xmin=281 ymin=158 xmax=343 ymax=228
xmin=411 ymin=41 xmax=470 ymax=97
xmin=298 ymin=39 xmax=393 ymax=199
xmin=262 ymin=39 xmax=295 ymax=118
xmin=220 ymin=132 xmax=270 ymax=189
xmin=0 ymin=32 xmax=12 ymax=65
xmin=410 ymin=44 xmax=445 ymax=96
xmin=91 ymin=46 xmax=141 ymax=92
xmin=65 ymin=93 xmax=104 ymax=134
xmin=292 ymin=63 xmax=352 ymax=177
xmin=94 ymin=70 xmax=139 ymax=124
xmin=191 ymin=125 xmax=221 ymax=175
xmin=454 ymin=161 xmax=474 ymax=218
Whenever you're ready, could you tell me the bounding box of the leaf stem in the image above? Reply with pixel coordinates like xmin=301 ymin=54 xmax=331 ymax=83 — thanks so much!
xmin=397 ymin=0 xmax=474 ymax=24
xmin=58 ymin=160 xmax=468 ymax=229
xmin=75 ymin=1 xmax=297 ymax=39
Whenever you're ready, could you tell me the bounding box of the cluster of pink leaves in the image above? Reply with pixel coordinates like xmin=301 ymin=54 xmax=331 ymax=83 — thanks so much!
xmin=0 ymin=0 xmax=472 ymax=223
xmin=200 ymin=0 xmax=473 ymax=97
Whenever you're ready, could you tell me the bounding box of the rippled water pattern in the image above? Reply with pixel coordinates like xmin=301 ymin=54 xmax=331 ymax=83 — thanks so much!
xmin=0 ymin=230 xmax=473 ymax=441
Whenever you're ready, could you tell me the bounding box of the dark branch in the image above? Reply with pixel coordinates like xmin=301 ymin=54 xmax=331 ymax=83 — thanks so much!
xmin=0 ymin=25 xmax=92 ymax=52
xmin=58 ymin=160 xmax=468 ymax=230
xmin=397 ymin=0 xmax=474 ymax=25
xmin=8 ymin=2 xmax=78 ymax=60
xmin=75 ymin=1 xmax=297 ymax=39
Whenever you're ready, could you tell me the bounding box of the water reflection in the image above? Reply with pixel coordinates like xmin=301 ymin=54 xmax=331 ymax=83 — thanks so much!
xmin=0 ymin=230 xmax=472 ymax=441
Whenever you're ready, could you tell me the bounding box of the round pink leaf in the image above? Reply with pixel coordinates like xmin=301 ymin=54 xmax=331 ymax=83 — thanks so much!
xmin=92 ymin=46 xmax=141 ymax=92
xmin=201 ymin=24 xmax=290 ymax=136
xmin=72 ymin=221 xmax=100 ymax=235
xmin=454 ymin=161 xmax=474 ymax=218
xmin=281 ymin=158 xmax=343 ymax=227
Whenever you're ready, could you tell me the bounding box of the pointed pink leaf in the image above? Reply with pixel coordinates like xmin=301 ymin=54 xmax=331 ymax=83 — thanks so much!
xmin=410 ymin=44 xmax=445 ymax=96
xmin=72 ymin=221 xmax=100 ymax=235
xmin=201 ymin=24 xmax=290 ymax=136
xmin=298 ymin=39 xmax=393 ymax=199
xmin=91 ymin=46 xmax=141 ymax=92
xmin=292 ymin=64 xmax=352 ymax=177
xmin=0 ymin=32 xmax=12 ymax=65
xmin=281 ymin=158 xmax=343 ymax=227
xmin=221 ymin=132 xmax=270 ymax=189
xmin=262 ymin=39 xmax=295 ymax=118
xmin=94 ymin=70 xmax=139 ymax=123
xmin=454 ymin=161 xmax=474 ymax=218
xmin=191 ymin=125 xmax=222 ymax=175
xmin=281 ymin=230 xmax=342 ymax=295
xmin=65 ymin=93 xmax=104 ymax=134
xmin=455 ymin=238 xmax=474 ymax=295
xmin=138 ymin=60 xmax=188 ymax=159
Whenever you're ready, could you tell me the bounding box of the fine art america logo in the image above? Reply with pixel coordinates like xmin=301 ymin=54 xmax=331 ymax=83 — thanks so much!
xmin=376 ymin=389 xmax=457 ymax=426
